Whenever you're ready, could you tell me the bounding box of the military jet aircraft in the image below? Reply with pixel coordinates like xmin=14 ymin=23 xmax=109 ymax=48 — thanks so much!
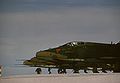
xmin=23 ymin=41 xmax=120 ymax=73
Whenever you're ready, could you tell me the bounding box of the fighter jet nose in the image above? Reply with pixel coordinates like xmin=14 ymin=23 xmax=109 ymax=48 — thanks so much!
xmin=23 ymin=60 xmax=32 ymax=65
xmin=36 ymin=51 xmax=52 ymax=57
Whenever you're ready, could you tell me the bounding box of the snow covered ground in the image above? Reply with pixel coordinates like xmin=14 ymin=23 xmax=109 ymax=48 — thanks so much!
xmin=1 ymin=73 xmax=120 ymax=83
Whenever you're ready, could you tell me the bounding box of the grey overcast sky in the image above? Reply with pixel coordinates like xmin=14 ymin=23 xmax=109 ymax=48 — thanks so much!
xmin=0 ymin=0 xmax=120 ymax=66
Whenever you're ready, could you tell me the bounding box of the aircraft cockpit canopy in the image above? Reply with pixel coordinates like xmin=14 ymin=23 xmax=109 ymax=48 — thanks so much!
xmin=67 ymin=41 xmax=85 ymax=46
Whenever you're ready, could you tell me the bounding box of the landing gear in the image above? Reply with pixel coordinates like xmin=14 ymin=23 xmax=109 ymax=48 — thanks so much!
xmin=93 ymin=67 xmax=99 ymax=73
xmin=58 ymin=68 xmax=67 ymax=74
xmin=35 ymin=68 xmax=42 ymax=74
xmin=84 ymin=69 xmax=88 ymax=73
xmin=48 ymin=68 xmax=51 ymax=74
xmin=63 ymin=68 xmax=67 ymax=74
xmin=58 ymin=68 xmax=62 ymax=74
xmin=73 ymin=69 xmax=79 ymax=73
xmin=101 ymin=68 xmax=107 ymax=73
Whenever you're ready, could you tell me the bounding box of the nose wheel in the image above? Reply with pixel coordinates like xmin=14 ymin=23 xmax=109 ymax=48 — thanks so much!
xmin=35 ymin=68 xmax=42 ymax=74
xmin=58 ymin=68 xmax=67 ymax=74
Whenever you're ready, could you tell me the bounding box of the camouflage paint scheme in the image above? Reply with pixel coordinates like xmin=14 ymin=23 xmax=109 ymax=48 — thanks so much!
xmin=24 ymin=41 xmax=120 ymax=73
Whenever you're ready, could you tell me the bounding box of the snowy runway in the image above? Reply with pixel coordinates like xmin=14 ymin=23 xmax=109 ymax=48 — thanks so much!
xmin=1 ymin=73 xmax=120 ymax=83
